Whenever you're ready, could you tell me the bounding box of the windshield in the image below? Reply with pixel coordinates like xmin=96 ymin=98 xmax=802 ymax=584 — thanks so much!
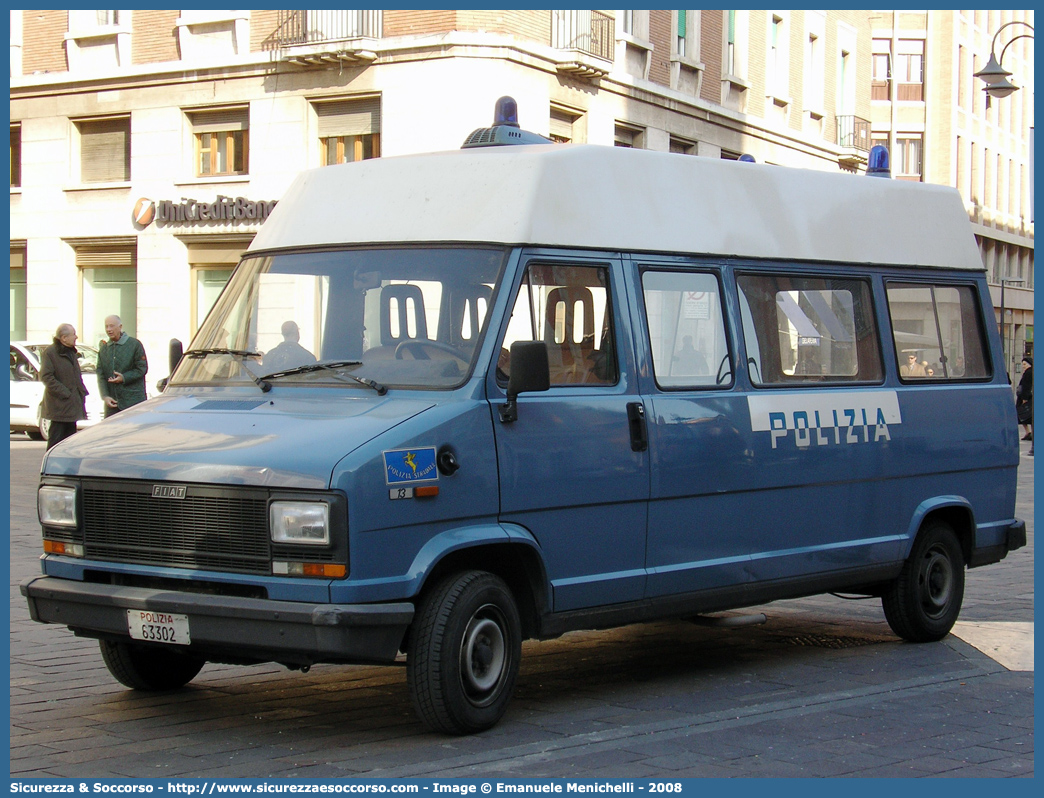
xmin=171 ymin=246 xmax=508 ymax=390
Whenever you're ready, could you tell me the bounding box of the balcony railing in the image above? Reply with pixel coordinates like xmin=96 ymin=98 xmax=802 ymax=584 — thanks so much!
xmin=836 ymin=115 xmax=871 ymax=152
xmin=550 ymin=10 xmax=614 ymax=61
xmin=272 ymin=10 xmax=382 ymax=48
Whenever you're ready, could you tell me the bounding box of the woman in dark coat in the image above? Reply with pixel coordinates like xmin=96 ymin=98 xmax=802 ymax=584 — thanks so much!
xmin=40 ymin=323 xmax=89 ymax=450
xmin=1016 ymin=357 xmax=1032 ymax=441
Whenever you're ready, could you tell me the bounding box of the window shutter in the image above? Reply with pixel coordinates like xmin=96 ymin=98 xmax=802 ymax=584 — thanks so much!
xmin=678 ymin=10 xmax=687 ymax=38
xmin=191 ymin=108 xmax=249 ymax=133
xmin=75 ymin=246 xmax=136 ymax=268
xmin=549 ymin=109 xmax=575 ymax=141
xmin=315 ymin=98 xmax=381 ymax=138
xmin=80 ymin=118 xmax=130 ymax=183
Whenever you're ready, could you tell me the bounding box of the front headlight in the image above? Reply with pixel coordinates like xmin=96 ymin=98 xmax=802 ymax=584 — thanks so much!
xmin=270 ymin=501 xmax=330 ymax=546
xmin=39 ymin=485 xmax=77 ymax=527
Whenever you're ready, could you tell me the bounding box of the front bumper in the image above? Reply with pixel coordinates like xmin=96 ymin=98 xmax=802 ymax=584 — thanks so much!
xmin=21 ymin=575 xmax=414 ymax=666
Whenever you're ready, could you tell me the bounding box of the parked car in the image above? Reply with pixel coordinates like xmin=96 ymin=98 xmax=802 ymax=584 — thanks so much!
xmin=10 ymin=341 xmax=104 ymax=440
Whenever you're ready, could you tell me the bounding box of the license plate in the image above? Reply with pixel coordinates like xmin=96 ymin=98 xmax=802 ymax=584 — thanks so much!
xmin=126 ymin=610 xmax=191 ymax=646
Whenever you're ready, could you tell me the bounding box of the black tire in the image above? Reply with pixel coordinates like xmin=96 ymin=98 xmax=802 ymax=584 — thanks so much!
xmin=882 ymin=521 xmax=965 ymax=642
xmin=26 ymin=428 xmax=45 ymax=441
xmin=407 ymin=571 xmax=522 ymax=734
xmin=99 ymin=640 xmax=205 ymax=690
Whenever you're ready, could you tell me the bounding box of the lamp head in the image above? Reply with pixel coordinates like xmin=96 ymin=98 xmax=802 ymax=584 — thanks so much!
xmin=985 ymin=77 xmax=1020 ymax=98
xmin=973 ymin=52 xmax=1013 ymax=85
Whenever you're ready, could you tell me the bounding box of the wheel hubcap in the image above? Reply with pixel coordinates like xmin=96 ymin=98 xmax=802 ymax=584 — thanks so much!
xmin=919 ymin=545 xmax=953 ymax=618
xmin=459 ymin=606 xmax=507 ymax=705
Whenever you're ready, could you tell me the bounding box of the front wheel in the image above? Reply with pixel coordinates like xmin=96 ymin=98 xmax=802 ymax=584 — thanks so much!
xmin=99 ymin=640 xmax=205 ymax=690
xmin=882 ymin=521 xmax=965 ymax=642
xmin=407 ymin=571 xmax=522 ymax=734
xmin=35 ymin=410 xmax=50 ymax=442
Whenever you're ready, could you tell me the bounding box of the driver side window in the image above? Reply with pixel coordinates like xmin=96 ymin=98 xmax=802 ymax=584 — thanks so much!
xmin=499 ymin=263 xmax=617 ymax=386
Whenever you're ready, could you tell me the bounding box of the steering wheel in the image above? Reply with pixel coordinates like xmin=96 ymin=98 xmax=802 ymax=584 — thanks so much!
xmin=394 ymin=340 xmax=467 ymax=363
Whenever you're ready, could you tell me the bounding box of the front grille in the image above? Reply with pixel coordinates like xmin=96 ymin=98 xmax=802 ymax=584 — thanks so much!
xmin=81 ymin=481 xmax=271 ymax=574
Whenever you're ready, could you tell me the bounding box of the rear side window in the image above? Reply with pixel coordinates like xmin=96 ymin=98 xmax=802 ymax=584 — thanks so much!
xmin=737 ymin=273 xmax=882 ymax=385
xmin=886 ymin=282 xmax=991 ymax=380
xmin=641 ymin=270 xmax=731 ymax=388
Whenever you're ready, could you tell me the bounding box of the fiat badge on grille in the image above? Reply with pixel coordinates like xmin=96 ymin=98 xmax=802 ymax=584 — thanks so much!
xmin=152 ymin=485 xmax=187 ymax=499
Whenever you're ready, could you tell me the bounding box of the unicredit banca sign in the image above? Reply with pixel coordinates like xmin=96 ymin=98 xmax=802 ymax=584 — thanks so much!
xmin=133 ymin=195 xmax=277 ymax=228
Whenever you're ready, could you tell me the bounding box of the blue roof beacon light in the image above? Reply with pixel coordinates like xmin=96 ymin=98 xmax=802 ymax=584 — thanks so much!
xmin=866 ymin=145 xmax=891 ymax=178
xmin=461 ymin=96 xmax=555 ymax=148
xmin=738 ymin=153 xmax=756 ymax=163
xmin=493 ymin=96 xmax=519 ymax=127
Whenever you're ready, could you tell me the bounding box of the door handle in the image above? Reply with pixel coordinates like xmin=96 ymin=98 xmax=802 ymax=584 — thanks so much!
xmin=627 ymin=402 xmax=648 ymax=452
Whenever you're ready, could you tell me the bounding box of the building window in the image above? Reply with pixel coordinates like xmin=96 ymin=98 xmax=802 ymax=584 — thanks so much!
xmin=69 ymin=10 xmax=120 ymax=29
xmin=194 ymin=267 xmax=235 ymax=334
xmin=186 ymin=239 xmax=250 ymax=334
xmin=75 ymin=245 xmax=137 ymax=345
xmin=10 ymin=123 xmax=21 ymax=188
xmin=895 ymin=136 xmax=923 ymax=181
xmin=11 ymin=245 xmax=27 ymax=340
xmin=669 ymin=137 xmax=696 ymax=155
xmin=614 ymin=124 xmax=643 ymax=148
xmin=315 ymin=97 xmax=381 ymax=166
xmin=725 ymin=10 xmax=743 ymax=76
xmin=727 ymin=10 xmax=736 ymax=72
xmin=838 ymin=47 xmax=854 ymax=116
xmin=674 ymin=10 xmax=689 ymax=58
xmin=76 ymin=116 xmax=130 ymax=184
xmin=191 ymin=108 xmax=249 ymax=177
xmin=895 ymin=39 xmax=924 ymax=102
xmin=871 ymin=39 xmax=890 ymax=101
xmin=619 ymin=9 xmax=649 ymax=40
xmin=550 ymin=106 xmax=582 ymax=144
xmin=804 ymin=23 xmax=825 ymax=114
xmin=768 ymin=14 xmax=787 ymax=99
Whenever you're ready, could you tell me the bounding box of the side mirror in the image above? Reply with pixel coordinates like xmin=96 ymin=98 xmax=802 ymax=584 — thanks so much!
xmin=168 ymin=338 xmax=184 ymax=376
xmin=499 ymin=341 xmax=550 ymax=423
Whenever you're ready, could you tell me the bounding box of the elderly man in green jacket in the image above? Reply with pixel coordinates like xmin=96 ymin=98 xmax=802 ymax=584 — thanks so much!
xmin=97 ymin=315 xmax=148 ymax=417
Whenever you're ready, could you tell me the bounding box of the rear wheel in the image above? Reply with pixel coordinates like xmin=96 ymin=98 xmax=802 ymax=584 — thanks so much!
xmin=882 ymin=521 xmax=965 ymax=642
xmin=99 ymin=640 xmax=205 ymax=690
xmin=407 ymin=571 xmax=521 ymax=734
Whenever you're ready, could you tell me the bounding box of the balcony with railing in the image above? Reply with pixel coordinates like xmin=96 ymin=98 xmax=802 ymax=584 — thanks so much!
xmin=550 ymin=10 xmax=614 ymax=81
xmin=268 ymin=10 xmax=382 ymax=66
xmin=836 ymin=114 xmax=871 ymax=168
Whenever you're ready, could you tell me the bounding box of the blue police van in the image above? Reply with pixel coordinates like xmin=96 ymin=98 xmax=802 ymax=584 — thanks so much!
xmin=23 ymin=101 xmax=1025 ymax=734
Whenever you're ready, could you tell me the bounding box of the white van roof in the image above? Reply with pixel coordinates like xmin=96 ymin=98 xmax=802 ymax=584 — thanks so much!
xmin=249 ymin=144 xmax=984 ymax=272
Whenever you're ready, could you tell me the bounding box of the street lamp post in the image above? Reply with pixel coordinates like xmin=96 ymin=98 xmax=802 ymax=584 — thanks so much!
xmin=977 ymin=21 xmax=1034 ymax=452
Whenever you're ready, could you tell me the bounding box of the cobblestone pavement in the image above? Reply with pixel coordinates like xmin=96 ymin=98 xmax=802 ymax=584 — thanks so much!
xmin=9 ymin=435 xmax=1033 ymax=778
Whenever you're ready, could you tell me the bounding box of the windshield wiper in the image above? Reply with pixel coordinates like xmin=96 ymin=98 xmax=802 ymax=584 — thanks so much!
xmin=185 ymin=348 xmax=264 ymax=359
xmin=184 ymin=348 xmax=271 ymax=393
xmin=265 ymin=360 xmax=388 ymax=395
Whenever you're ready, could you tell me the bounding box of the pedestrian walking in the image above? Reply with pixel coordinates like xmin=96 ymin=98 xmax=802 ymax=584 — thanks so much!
xmin=1016 ymin=357 xmax=1032 ymax=440
xmin=1015 ymin=357 xmax=1033 ymax=456
xmin=39 ymin=323 xmax=88 ymax=450
xmin=97 ymin=315 xmax=148 ymax=417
